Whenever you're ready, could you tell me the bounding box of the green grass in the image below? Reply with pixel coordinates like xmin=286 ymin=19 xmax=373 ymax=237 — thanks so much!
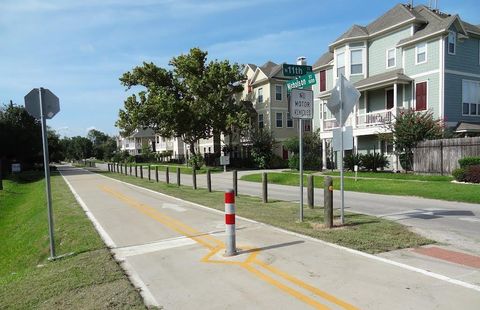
xmin=0 ymin=172 xmax=145 ymax=309
xmin=99 ymin=170 xmax=433 ymax=254
xmin=241 ymin=172 xmax=480 ymax=204
xmin=322 ymin=171 xmax=453 ymax=182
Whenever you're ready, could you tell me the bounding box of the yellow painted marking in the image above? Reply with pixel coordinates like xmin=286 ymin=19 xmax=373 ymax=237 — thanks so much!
xmin=101 ymin=185 xmax=358 ymax=310
xmin=254 ymin=259 xmax=359 ymax=310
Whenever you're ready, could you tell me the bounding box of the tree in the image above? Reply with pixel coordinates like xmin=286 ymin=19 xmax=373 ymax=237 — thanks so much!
xmin=389 ymin=109 xmax=443 ymax=170
xmin=63 ymin=136 xmax=93 ymax=160
xmin=116 ymin=48 xmax=247 ymax=169
xmin=284 ymin=129 xmax=322 ymax=170
xmin=247 ymin=128 xmax=276 ymax=169
xmin=87 ymin=129 xmax=117 ymax=161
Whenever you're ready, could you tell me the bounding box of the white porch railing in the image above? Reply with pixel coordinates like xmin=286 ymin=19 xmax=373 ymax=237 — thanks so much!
xmin=357 ymin=109 xmax=393 ymax=128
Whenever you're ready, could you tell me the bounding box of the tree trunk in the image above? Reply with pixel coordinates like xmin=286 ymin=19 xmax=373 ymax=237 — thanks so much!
xmin=189 ymin=142 xmax=199 ymax=170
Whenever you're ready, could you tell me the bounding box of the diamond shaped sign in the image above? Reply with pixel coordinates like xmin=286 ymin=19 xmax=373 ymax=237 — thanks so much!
xmin=25 ymin=88 xmax=60 ymax=120
xmin=326 ymin=75 xmax=360 ymax=127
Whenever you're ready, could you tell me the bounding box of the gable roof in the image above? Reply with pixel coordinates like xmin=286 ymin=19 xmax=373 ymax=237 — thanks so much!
xmin=312 ymin=52 xmax=334 ymax=70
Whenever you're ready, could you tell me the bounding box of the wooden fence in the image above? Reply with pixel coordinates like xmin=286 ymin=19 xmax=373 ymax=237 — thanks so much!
xmin=413 ymin=137 xmax=480 ymax=174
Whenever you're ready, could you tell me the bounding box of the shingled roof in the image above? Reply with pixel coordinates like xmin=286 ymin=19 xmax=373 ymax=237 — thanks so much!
xmin=312 ymin=52 xmax=334 ymax=69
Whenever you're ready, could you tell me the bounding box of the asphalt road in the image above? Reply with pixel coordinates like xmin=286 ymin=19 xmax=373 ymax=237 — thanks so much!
xmin=61 ymin=166 xmax=480 ymax=309
xmin=99 ymin=163 xmax=480 ymax=255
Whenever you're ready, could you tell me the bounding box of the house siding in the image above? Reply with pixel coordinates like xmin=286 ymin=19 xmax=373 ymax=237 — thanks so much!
xmin=413 ymin=73 xmax=440 ymax=118
xmin=445 ymin=35 xmax=480 ymax=73
xmin=444 ymin=73 xmax=480 ymax=123
xmin=368 ymin=27 xmax=411 ymax=76
xmin=404 ymin=38 xmax=440 ymax=76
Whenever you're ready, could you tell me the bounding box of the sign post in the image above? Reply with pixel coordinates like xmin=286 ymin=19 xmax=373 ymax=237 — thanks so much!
xmin=326 ymin=75 xmax=360 ymax=224
xmin=25 ymin=88 xmax=60 ymax=260
xmin=289 ymin=88 xmax=314 ymax=222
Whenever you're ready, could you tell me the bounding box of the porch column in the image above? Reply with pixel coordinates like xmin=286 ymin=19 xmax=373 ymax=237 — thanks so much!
xmin=322 ymin=138 xmax=327 ymax=170
xmin=393 ymin=83 xmax=398 ymax=118
xmin=354 ymin=136 xmax=358 ymax=153
xmin=320 ymin=101 xmax=324 ymax=132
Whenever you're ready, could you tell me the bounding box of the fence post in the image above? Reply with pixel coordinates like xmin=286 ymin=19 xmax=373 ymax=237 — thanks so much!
xmin=307 ymin=175 xmax=314 ymax=209
xmin=155 ymin=166 xmax=159 ymax=182
xmin=262 ymin=172 xmax=268 ymax=203
xmin=192 ymin=168 xmax=197 ymax=190
xmin=440 ymin=141 xmax=444 ymax=176
xmin=140 ymin=166 xmax=143 ymax=179
xmin=135 ymin=165 xmax=138 ymax=177
xmin=233 ymin=170 xmax=238 ymax=196
xmin=166 ymin=167 xmax=170 ymax=184
xmin=207 ymin=169 xmax=212 ymax=192
xmin=129 ymin=165 xmax=132 ymax=176
xmin=148 ymin=165 xmax=151 ymax=181
xmin=324 ymin=176 xmax=333 ymax=228
xmin=176 ymin=167 xmax=180 ymax=186
xmin=125 ymin=162 xmax=128 ymax=175
xmin=224 ymin=189 xmax=237 ymax=256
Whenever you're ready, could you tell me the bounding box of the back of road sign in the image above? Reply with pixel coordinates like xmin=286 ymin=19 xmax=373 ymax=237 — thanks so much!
xmin=25 ymin=88 xmax=60 ymax=120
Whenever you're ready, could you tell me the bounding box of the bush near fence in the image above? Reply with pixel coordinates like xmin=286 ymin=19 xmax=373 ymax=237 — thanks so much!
xmin=413 ymin=137 xmax=480 ymax=175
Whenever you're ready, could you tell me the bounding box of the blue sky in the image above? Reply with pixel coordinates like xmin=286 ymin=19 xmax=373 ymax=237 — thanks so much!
xmin=1 ymin=0 xmax=478 ymax=137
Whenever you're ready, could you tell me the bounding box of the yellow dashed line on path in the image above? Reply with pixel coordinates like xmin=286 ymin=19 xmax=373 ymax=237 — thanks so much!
xmin=101 ymin=185 xmax=359 ymax=310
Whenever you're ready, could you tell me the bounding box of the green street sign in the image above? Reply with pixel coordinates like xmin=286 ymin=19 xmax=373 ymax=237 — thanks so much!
xmin=282 ymin=64 xmax=312 ymax=76
xmin=286 ymin=72 xmax=316 ymax=92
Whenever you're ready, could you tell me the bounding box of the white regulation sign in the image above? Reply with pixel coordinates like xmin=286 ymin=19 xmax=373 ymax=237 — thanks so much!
xmin=289 ymin=88 xmax=313 ymax=119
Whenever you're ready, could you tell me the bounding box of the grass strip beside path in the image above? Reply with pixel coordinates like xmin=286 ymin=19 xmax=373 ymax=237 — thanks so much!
xmin=0 ymin=172 xmax=145 ymax=309
xmin=100 ymin=170 xmax=433 ymax=254
xmin=241 ymin=172 xmax=480 ymax=204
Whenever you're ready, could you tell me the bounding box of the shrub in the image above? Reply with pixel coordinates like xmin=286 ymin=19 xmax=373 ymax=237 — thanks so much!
xmin=458 ymin=157 xmax=480 ymax=168
xmin=452 ymin=167 xmax=466 ymax=182
xmin=344 ymin=153 xmax=362 ymax=171
xmin=464 ymin=165 xmax=480 ymax=183
xmin=269 ymin=155 xmax=288 ymax=169
xmin=288 ymin=154 xmax=299 ymax=170
xmin=362 ymin=153 xmax=389 ymax=171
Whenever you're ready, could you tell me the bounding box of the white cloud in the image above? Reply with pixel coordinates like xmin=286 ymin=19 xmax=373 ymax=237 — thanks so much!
xmin=86 ymin=126 xmax=96 ymax=132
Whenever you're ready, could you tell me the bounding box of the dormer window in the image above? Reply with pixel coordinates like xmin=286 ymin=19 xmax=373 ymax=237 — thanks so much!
xmin=448 ymin=31 xmax=456 ymax=55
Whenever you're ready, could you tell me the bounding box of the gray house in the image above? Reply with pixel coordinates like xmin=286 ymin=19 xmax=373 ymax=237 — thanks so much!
xmin=312 ymin=3 xmax=480 ymax=170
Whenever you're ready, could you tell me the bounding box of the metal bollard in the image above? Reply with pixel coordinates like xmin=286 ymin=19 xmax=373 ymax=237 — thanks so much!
xmin=176 ymin=167 xmax=180 ymax=186
xmin=166 ymin=167 xmax=170 ymax=184
xmin=324 ymin=176 xmax=333 ymax=228
xmin=262 ymin=172 xmax=268 ymax=203
xmin=224 ymin=189 xmax=237 ymax=256
xmin=192 ymin=168 xmax=197 ymax=190
xmin=207 ymin=169 xmax=212 ymax=192
xmin=307 ymin=175 xmax=314 ymax=209
xmin=155 ymin=166 xmax=159 ymax=182
xmin=233 ymin=170 xmax=238 ymax=196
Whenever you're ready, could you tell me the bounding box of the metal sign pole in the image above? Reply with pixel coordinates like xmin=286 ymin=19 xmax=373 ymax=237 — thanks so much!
xmin=299 ymin=118 xmax=304 ymax=222
xmin=339 ymin=77 xmax=345 ymax=224
xmin=39 ymin=88 xmax=56 ymax=259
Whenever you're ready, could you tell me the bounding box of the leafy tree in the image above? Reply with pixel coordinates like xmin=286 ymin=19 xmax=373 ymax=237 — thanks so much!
xmin=116 ymin=48 xmax=247 ymax=169
xmin=63 ymin=136 xmax=93 ymax=160
xmin=87 ymin=129 xmax=117 ymax=161
xmin=284 ymin=129 xmax=322 ymax=170
xmin=389 ymin=109 xmax=443 ymax=170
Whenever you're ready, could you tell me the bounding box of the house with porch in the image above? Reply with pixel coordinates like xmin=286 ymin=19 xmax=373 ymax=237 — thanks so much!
xmin=312 ymin=2 xmax=480 ymax=170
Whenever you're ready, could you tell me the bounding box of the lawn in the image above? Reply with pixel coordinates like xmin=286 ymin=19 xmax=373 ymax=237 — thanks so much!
xmin=99 ymin=170 xmax=433 ymax=254
xmin=321 ymin=171 xmax=453 ymax=182
xmin=0 ymin=172 xmax=145 ymax=309
xmin=241 ymin=172 xmax=480 ymax=204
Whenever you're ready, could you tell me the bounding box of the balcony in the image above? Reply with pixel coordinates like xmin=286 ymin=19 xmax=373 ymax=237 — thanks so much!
xmin=322 ymin=109 xmax=396 ymax=131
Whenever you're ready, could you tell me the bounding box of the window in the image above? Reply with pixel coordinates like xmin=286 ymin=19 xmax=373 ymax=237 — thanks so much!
xmin=275 ymin=85 xmax=282 ymax=101
xmin=415 ymin=82 xmax=427 ymax=111
xmin=337 ymin=52 xmax=345 ymax=77
xmin=448 ymin=31 xmax=456 ymax=55
xmin=386 ymin=48 xmax=396 ymax=68
xmin=319 ymin=70 xmax=326 ymax=92
xmin=258 ymin=114 xmax=264 ymax=129
xmin=286 ymin=112 xmax=293 ymax=128
xmin=386 ymin=89 xmax=394 ymax=109
xmin=416 ymin=42 xmax=427 ymax=64
xmin=258 ymin=88 xmax=263 ymax=103
xmin=350 ymin=49 xmax=363 ymax=74
xmin=276 ymin=112 xmax=283 ymax=128
xmin=462 ymin=80 xmax=480 ymax=116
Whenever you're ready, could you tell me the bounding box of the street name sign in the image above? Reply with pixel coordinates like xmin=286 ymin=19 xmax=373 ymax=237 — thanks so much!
xmin=282 ymin=63 xmax=312 ymax=76
xmin=286 ymin=72 xmax=316 ymax=92
xmin=289 ymin=88 xmax=313 ymax=119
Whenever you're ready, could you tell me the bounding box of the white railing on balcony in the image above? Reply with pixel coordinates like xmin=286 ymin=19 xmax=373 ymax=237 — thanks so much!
xmin=357 ymin=109 xmax=393 ymax=128
xmin=323 ymin=116 xmax=354 ymax=131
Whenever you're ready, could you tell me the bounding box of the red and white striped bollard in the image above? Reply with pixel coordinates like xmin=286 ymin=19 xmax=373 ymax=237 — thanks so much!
xmin=225 ymin=189 xmax=236 ymax=256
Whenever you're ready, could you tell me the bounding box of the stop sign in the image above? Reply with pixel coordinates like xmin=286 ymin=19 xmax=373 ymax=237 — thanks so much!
xmin=25 ymin=88 xmax=60 ymax=120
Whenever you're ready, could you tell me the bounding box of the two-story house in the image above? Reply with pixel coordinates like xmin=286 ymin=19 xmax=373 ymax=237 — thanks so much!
xmin=313 ymin=3 xmax=480 ymax=170
xmin=117 ymin=128 xmax=156 ymax=155
xmin=242 ymin=59 xmax=313 ymax=159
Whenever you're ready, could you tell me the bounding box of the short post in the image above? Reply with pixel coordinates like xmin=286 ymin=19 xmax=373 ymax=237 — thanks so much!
xmin=155 ymin=166 xmax=159 ymax=182
xmin=129 ymin=165 xmax=132 ymax=176
xmin=125 ymin=162 xmax=128 ymax=175
xmin=148 ymin=165 xmax=151 ymax=181
xmin=176 ymin=167 xmax=181 ymax=186
xmin=0 ymin=159 xmax=3 ymax=191
xmin=233 ymin=170 xmax=238 ymax=196
xmin=262 ymin=172 xmax=268 ymax=203
xmin=135 ymin=165 xmax=138 ymax=177
xmin=192 ymin=168 xmax=197 ymax=190
xmin=117 ymin=163 xmax=119 ymax=173
xmin=120 ymin=164 xmax=123 ymax=174
xmin=166 ymin=167 xmax=170 ymax=184
xmin=140 ymin=166 xmax=143 ymax=179
xmin=107 ymin=163 xmax=110 ymax=172
xmin=207 ymin=169 xmax=212 ymax=192
xmin=307 ymin=175 xmax=314 ymax=209
xmin=224 ymin=189 xmax=237 ymax=256
xmin=324 ymin=176 xmax=333 ymax=228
